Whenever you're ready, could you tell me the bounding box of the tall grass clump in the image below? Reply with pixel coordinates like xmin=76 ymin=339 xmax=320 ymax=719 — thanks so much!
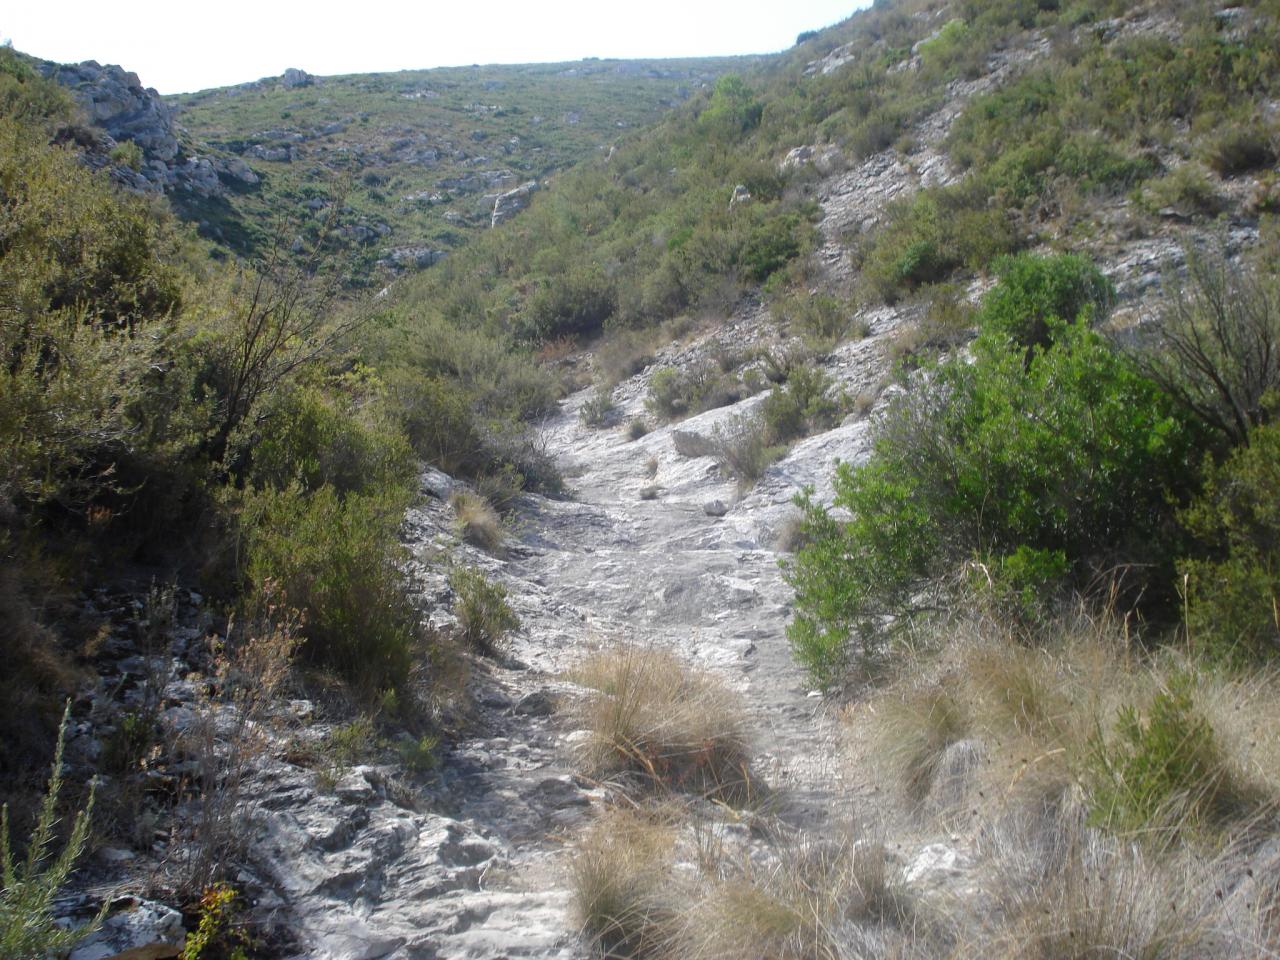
xmin=567 ymin=646 xmax=753 ymax=803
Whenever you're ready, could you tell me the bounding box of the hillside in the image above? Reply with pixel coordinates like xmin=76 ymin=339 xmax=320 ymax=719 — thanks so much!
xmin=165 ymin=57 xmax=754 ymax=282
xmin=3 ymin=1 xmax=1280 ymax=958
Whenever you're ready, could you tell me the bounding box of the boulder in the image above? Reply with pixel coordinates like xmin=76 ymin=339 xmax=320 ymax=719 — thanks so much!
xmin=280 ymin=67 xmax=314 ymax=89
xmin=68 ymin=899 xmax=185 ymax=960
xmin=490 ymin=180 xmax=539 ymax=227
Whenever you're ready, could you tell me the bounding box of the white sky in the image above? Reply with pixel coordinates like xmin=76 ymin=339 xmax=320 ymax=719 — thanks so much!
xmin=4 ymin=1 xmax=867 ymax=95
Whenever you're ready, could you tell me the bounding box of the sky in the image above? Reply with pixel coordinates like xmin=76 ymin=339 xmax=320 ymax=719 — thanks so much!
xmin=3 ymin=1 xmax=868 ymax=95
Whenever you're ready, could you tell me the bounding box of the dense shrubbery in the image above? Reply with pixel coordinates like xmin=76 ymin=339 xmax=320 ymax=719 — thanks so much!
xmin=241 ymin=485 xmax=420 ymax=694
xmin=786 ymin=256 xmax=1194 ymax=684
xmin=1179 ymin=420 xmax=1280 ymax=664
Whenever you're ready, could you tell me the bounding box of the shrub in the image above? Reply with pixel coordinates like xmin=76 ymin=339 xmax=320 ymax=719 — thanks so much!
xmin=448 ymin=566 xmax=519 ymax=655
xmin=671 ymin=430 xmax=717 ymax=458
xmin=862 ymin=183 xmax=1016 ymax=301
xmin=738 ymin=214 xmax=804 ymax=283
xmin=595 ymin=329 xmax=656 ymax=386
xmin=1087 ymin=679 xmax=1255 ymax=835
xmin=449 ymin=490 xmax=504 ymax=554
xmin=316 ymin=716 xmax=377 ymax=792
xmin=708 ymin=412 xmax=787 ymax=484
xmin=626 ymin=418 xmax=650 ymax=441
xmin=975 ymin=253 xmax=1114 ymax=351
xmin=384 ymin=373 xmax=487 ymax=476
xmin=242 ymin=485 xmax=420 ymax=695
xmin=787 ymin=263 xmax=1192 ymax=684
xmin=567 ymin=645 xmax=753 ymax=802
xmin=240 ymin=386 xmax=414 ymax=497
xmin=473 ymin=463 xmax=524 ymax=515
xmin=1179 ymin=420 xmax=1280 ymax=663
xmin=579 ymin=388 xmax=616 ymax=428
xmin=759 ymin=364 xmax=841 ymax=445
xmin=520 ymin=264 xmax=616 ymax=342
xmin=1141 ymin=164 xmax=1222 ymax=217
xmin=1 ymin=704 xmax=104 ymax=957
xmin=771 ymin=293 xmax=861 ymax=347
xmin=1201 ymin=122 xmax=1277 ymax=176
xmin=1134 ymin=246 xmax=1280 ymax=449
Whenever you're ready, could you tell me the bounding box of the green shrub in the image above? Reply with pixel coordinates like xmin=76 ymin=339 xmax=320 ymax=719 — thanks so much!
xmin=1087 ymin=679 xmax=1249 ymax=834
xmin=1 ymin=704 xmax=104 ymax=957
xmin=1140 ymin=164 xmax=1222 ymax=217
xmin=241 ymin=386 xmax=414 ymax=496
xmin=580 ymin=388 xmax=616 ymax=428
xmin=1179 ymin=420 xmax=1280 ymax=663
xmin=242 ymin=485 xmax=420 ymax=695
xmin=772 ymin=293 xmax=862 ymax=346
xmin=738 ymin=214 xmax=804 ymax=283
xmin=787 ymin=261 xmax=1192 ymax=684
xmin=1201 ymin=122 xmax=1277 ymax=176
xmin=862 ymin=184 xmax=1016 ymax=301
xmin=449 ymin=566 xmax=519 ymax=655
xmin=759 ymin=364 xmax=841 ymax=446
xmin=975 ymin=252 xmax=1114 ymax=350
xmin=520 ymin=265 xmax=617 ymax=342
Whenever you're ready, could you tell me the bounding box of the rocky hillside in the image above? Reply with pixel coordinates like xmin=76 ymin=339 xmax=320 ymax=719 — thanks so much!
xmin=166 ymin=57 xmax=753 ymax=281
xmin=29 ymin=50 xmax=751 ymax=285
xmin=4 ymin=0 xmax=1280 ymax=958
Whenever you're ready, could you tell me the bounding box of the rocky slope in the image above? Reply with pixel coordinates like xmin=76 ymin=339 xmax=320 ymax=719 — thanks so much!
xmin=43 ymin=3 xmax=1279 ymax=957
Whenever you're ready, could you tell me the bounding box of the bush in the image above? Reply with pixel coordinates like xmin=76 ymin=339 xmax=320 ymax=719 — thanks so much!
xmin=240 ymin=386 xmax=414 ymax=497
xmin=448 ymin=566 xmax=519 ymax=655
xmin=975 ymin=253 xmax=1114 ymax=351
xmin=787 ymin=261 xmax=1192 ymax=684
xmin=1087 ymin=679 xmax=1254 ymax=834
xmin=579 ymin=388 xmax=616 ymax=428
xmin=242 ymin=485 xmax=420 ymax=695
xmin=1179 ymin=420 xmax=1280 ymax=663
xmin=1 ymin=704 xmax=104 ymax=957
xmin=383 ymin=373 xmax=487 ymax=476
xmin=737 ymin=214 xmax=804 ymax=283
xmin=862 ymin=183 xmax=1016 ymax=301
xmin=520 ymin=264 xmax=616 ymax=342
xmin=1201 ymin=122 xmax=1277 ymax=176
xmin=708 ymin=412 xmax=787 ymax=484
xmin=1134 ymin=246 xmax=1280 ymax=449
xmin=759 ymin=364 xmax=841 ymax=445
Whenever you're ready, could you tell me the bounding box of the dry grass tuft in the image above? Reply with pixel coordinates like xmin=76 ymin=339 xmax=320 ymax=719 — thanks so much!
xmin=449 ymin=489 xmax=504 ymax=554
xmin=571 ymin=808 xmax=681 ymax=958
xmin=675 ymin=834 xmax=924 ymax=960
xmin=567 ymin=645 xmax=755 ymax=803
xmin=969 ymin=804 xmax=1219 ymax=960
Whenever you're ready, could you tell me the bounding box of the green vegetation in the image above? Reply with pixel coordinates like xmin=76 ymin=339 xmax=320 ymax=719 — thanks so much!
xmin=1 ymin=705 xmax=104 ymax=957
xmin=168 ymin=56 xmax=755 ymax=280
xmin=448 ymin=566 xmax=519 ymax=655
xmin=786 ymin=255 xmax=1195 ymax=684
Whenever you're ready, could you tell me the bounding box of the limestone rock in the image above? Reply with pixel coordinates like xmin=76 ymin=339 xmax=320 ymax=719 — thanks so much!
xmin=491 ymin=180 xmax=539 ymax=227
xmin=279 ymin=67 xmax=314 ymax=89
xmin=68 ymin=899 xmax=185 ymax=960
